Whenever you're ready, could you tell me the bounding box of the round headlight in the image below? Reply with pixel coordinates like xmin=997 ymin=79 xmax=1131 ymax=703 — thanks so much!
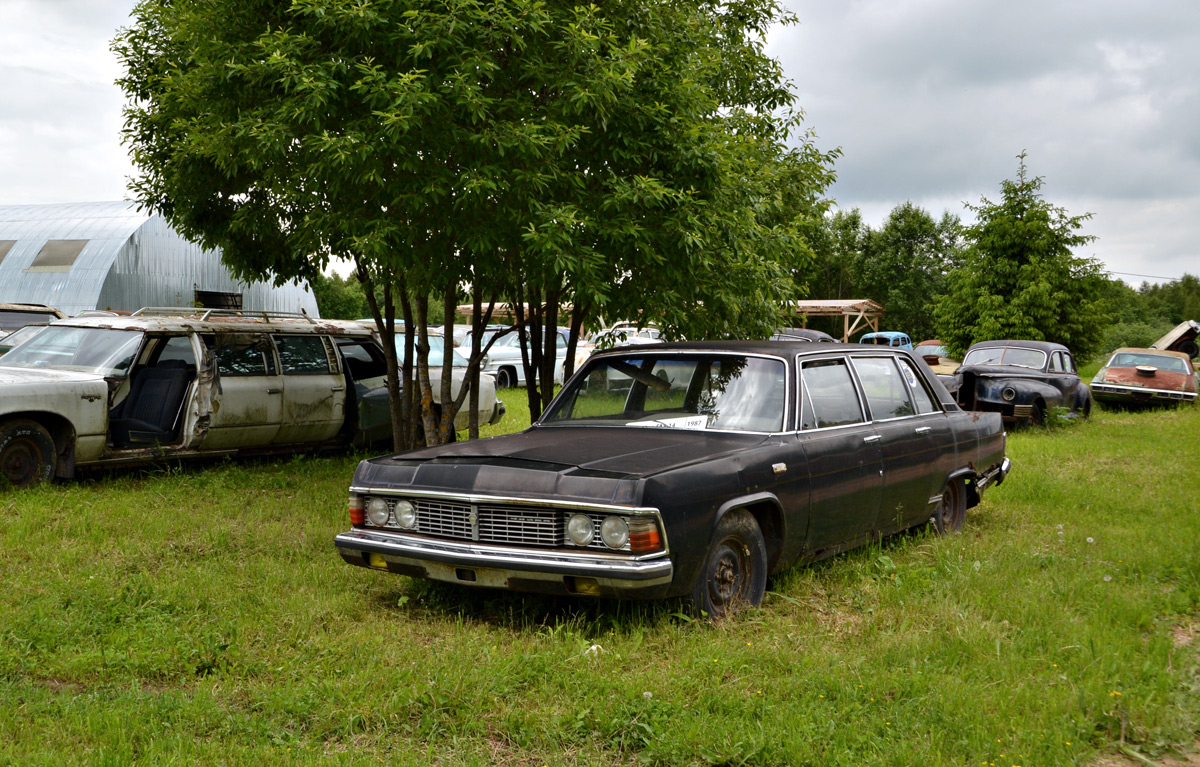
xmin=567 ymin=514 xmax=594 ymax=546
xmin=1001 ymin=387 xmax=1017 ymax=402
xmin=600 ymin=516 xmax=630 ymax=549
xmin=367 ymin=497 xmax=391 ymax=526
xmin=394 ymin=500 xmax=417 ymax=529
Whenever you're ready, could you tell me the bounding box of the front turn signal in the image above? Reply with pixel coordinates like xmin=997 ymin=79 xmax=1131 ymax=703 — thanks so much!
xmin=628 ymin=517 xmax=662 ymax=553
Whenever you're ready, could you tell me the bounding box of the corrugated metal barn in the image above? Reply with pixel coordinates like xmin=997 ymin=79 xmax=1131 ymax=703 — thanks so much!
xmin=0 ymin=201 xmax=319 ymax=316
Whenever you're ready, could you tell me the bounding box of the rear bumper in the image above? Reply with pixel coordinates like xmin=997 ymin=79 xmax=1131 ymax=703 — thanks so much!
xmin=334 ymin=528 xmax=674 ymax=597
xmin=977 ymin=457 xmax=1012 ymax=492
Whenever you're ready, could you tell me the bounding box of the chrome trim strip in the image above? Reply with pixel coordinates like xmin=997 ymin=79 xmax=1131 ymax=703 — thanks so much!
xmin=349 ymin=486 xmax=660 ymax=516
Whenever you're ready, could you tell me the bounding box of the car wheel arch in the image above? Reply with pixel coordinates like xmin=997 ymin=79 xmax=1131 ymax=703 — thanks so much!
xmin=712 ymin=493 xmax=787 ymax=572
xmin=0 ymin=411 xmax=75 ymax=457
xmin=944 ymin=468 xmax=981 ymax=510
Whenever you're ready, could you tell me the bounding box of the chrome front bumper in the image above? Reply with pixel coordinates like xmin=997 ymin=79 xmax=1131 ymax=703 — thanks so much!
xmin=335 ymin=528 xmax=674 ymax=593
xmin=1091 ymin=383 xmax=1196 ymax=403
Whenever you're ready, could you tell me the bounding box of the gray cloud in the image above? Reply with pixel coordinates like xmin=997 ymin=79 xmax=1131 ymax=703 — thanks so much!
xmin=0 ymin=1 xmax=1195 ymax=284
xmin=773 ymin=1 xmax=1200 ymax=282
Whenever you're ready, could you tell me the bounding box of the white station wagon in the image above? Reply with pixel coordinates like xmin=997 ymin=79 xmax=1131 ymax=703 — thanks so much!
xmin=0 ymin=308 xmax=502 ymax=488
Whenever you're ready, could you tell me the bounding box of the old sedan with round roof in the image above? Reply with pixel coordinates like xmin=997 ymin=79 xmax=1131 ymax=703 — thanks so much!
xmin=953 ymin=339 xmax=1092 ymax=426
xmin=335 ymin=340 xmax=1011 ymax=616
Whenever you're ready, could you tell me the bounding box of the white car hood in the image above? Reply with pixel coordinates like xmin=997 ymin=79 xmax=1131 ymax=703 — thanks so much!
xmin=0 ymin=365 xmax=107 ymax=386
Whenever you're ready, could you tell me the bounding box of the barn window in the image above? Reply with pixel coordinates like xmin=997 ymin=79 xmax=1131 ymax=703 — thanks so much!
xmin=195 ymin=289 xmax=243 ymax=310
xmin=26 ymin=239 xmax=87 ymax=272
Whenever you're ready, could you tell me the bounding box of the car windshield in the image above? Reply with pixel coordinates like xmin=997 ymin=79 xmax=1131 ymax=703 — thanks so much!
xmin=0 ymin=326 xmax=143 ymax=377
xmin=1108 ymin=352 xmax=1190 ymax=374
xmin=962 ymin=346 xmax=1047 ymax=370
xmin=917 ymin=345 xmax=949 ymax=358
xmin=0 ymin=309 xmax=59 ymax=331
xmin=0 ymin=324 xmax=47 ymax=354
xmin=542 ymin=353 xmax=787 ymax=433
xmin=397 ymin=339 xmax=468 ymax=368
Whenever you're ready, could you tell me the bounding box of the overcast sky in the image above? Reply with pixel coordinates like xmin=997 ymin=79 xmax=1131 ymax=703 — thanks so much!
xmin=1 ymin=0 xmax=1195 ymax=286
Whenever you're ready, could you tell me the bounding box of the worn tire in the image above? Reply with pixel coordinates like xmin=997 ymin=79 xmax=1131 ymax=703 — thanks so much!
xmin=933 ymin=477 xmax=966 ymax=534
xmin=690 ymin=510 xmax=767 ymax=618
xmin=496 ymin=367 xmax=516 ymax=389
xmin=0 ymin=419 xmax=56 ymax=489
xmin=1080 ymin=391 xmax=1093 ymax=419
xmin=1027 ymin=402 xmax=1045 ymax=428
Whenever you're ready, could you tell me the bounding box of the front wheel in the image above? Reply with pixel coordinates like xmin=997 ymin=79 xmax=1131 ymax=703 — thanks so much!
xmin=933 ymin=477 xmax=966 ymax=534
xmin=1027 ymin=402 xmax=1045 ymax=428
xmin=496 ymin=367 xmax=516 ymax=389
xmin=690 ymin=510 xmax=767 ymax=618
xmin=0 ymin=419 xmax=57 ymax=489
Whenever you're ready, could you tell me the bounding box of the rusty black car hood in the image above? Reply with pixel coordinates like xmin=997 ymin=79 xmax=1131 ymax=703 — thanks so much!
xmin=352 ymin=426 xmax=771 ymax=503
xmin=378 ymin=426 xmax=767 ymax=475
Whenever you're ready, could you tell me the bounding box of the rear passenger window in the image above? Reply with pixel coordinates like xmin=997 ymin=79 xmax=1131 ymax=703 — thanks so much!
xmin=213 ymin=334 xmax=274 ymax=376
xmin=852 ymin=357 xmax=914 ymax=420
xmin=800 ymin=359 xmax=866 ymax=429
xmin=276 ymin=335 xmax=334 ymax=374
xmin=896 ymin=359 xmax=938 ymax=414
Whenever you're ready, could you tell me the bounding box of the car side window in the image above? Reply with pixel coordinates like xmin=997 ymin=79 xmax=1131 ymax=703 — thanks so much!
xmin=154 ymin=335 xmax=197 ymax=367
xmin=1049 ymin=352 xmax=1064 ymax=373
xmin=852 ymin=357 xmax=914 ymax=420
xmin=1063 ymin=353 xmax=1077 ymax=374
xmin=896 ymin=359 xmax=938 ymax=414
xmin=338 ymin=340 xmax=388 ymax=381
xmin=276 ymin=335 xmax=335 ymax=375
xmin=214 ymin=343 xmax=270 ymax=376
xmin=800 ymin=358 xmax=866 ymax=430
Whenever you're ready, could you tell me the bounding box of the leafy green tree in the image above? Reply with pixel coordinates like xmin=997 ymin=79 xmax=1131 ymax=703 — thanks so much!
xmin=1139 ymin=273 xmax=1200 ymax=327
xmin=308 ymin=271 xmax=369 ymax=321
xmin=934 ymin=154 xmax=1108 ymax=358
xmin=855 ymin=203 xmax=961 ymax=341
xmin=114 ymin=0 xmax=832 ymax=441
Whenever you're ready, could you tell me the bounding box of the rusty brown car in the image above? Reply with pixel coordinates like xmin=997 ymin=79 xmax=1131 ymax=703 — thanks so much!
xmin=1090 ymin=348 xmax=1198 ymax=408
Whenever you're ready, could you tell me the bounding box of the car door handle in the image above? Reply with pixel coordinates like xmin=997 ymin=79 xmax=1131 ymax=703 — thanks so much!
xmin=331 ymin=385 xmax=345 ymax=392
xmin=915 ymin=426 xmax=932 ymax=434
xmin=266 ymin=388 xmax=282 ymax=394
xmin=863 ymin=434 xmax=881 ymax=444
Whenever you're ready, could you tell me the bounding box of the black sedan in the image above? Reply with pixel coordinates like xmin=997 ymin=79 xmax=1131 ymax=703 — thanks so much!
xmin=336 ymin=341 xmax=1011 ymax=616
xmin=954 ymin=339 xmax=1092 ymax=426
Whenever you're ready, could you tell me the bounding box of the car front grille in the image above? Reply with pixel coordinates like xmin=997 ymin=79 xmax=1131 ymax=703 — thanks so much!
xmin=364 ymin=495 xmax=615 ymax=550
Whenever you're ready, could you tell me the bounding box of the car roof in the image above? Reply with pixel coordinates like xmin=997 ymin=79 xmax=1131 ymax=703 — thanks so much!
xmin=861 ymin=331 xmax=909 ymax=339
xmin=44 ymin=307 xmax=376 ymax=338
xmin=1109 ymin=347 xmax=1193 ymax=362
xmin=591 ymin=339 xmax=922 ymax=359
xmin=967 ymin=339 xmax=1070 ymax=353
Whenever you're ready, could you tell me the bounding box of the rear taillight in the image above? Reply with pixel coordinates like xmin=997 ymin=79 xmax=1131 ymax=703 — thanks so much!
xmin=628 ymin=517 xmax=663 ymax=553
xmin=348 ymin=494 xmax=365 ymax=525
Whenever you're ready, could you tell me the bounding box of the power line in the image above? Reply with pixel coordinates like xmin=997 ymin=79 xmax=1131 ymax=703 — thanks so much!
xmin=1106 ymin=270 xmax=1182 ymax=282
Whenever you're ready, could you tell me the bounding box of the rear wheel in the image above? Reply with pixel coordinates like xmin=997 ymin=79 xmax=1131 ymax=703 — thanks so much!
xmin=690 ymin=510 xmax=767 ymax=618
xmin=933 ymin=477 xmax=965 ymax=534
xmin=0 ymin=419 xmax=57 ymax=489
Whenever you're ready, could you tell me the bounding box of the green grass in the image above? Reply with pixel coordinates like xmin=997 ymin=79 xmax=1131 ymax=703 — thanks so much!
xmin=2 ymin=406 xmax=1198 ymax=765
